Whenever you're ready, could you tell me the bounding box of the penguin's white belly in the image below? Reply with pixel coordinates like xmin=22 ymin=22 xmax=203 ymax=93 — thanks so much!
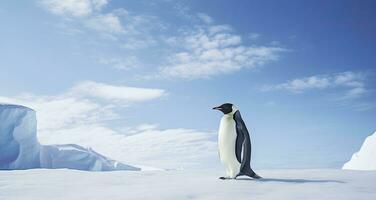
xmin=218 ymin=116 xmax=240 ymax=178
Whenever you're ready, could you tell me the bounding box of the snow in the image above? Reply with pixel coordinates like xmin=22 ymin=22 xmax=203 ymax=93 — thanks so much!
xmin=343 ymin=131 xmax=376 ymax=170
xmin=0 ymin=169 xmax=375 ymax=200
xmin=0 ymin=104 xmax=139 ymax=171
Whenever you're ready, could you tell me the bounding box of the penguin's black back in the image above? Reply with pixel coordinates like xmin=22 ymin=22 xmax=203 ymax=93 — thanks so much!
xmin=233 ymin=110 xmax=261 ymax=179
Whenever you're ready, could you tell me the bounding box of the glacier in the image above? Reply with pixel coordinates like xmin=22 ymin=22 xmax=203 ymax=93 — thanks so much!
xmin=0 ymin=104 xmax=139 ymax=171
xmin=343 ymin=131 xmax=376 ymax=170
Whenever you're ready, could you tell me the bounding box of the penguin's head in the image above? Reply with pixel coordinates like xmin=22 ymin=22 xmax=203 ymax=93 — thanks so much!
xmin=212 ymin=103 xmax=234 ymax=114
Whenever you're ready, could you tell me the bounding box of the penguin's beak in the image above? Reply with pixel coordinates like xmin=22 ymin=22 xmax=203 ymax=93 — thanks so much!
xmin=212 ymin=106 xmax=222 ymax=110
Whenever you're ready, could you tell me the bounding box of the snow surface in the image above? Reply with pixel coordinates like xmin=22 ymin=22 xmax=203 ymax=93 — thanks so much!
xmin=0 ymin=169 xmax=375 ymax=200
xmin=0 ymin=104 xmax=139 ymax=171
xmin=343 ymin=131 xmax=376 ymax=170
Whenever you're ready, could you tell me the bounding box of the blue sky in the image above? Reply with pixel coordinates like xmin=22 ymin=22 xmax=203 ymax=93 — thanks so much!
xmin=0 ymin=0 xmax=375 ymax=169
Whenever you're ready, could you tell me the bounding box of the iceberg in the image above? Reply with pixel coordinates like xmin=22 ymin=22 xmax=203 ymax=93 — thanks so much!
xmin=343 ymin=131 xmax=376 ymax=170
xmin=0 ymin=104 xmax=40 ymax=169
xmin=0 ymin=104 xmax=139 ymax=171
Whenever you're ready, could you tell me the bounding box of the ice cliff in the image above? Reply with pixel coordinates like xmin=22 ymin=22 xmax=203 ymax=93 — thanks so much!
xmin=0 ymin=104 xmax=139 ymax=171
xmin=343 ymin=131 xmax=376 ymax=170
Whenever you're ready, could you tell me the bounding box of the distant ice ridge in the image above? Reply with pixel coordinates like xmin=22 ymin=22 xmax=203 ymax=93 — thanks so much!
xmin=0 ymin=104 xmax=139 ymax=171
xmin=343 ymin=131 xmax=376 ymax=170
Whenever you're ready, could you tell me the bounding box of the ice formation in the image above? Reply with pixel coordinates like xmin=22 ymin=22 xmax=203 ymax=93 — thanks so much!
xmin=343 ymin=131 xmax=376 ymax=170
xmin=0 ymin=104 xmax=139 ymax=171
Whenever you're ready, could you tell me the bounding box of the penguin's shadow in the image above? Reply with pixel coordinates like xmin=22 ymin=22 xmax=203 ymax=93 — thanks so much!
xmin=236 ymin=177 xmax=345 ymax=184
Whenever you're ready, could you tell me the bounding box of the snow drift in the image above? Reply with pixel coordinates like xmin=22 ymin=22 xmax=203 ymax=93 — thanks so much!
xmin=0 ymin=104 xmax=139 ymax=171
xmin=343 ymin=131 xmax=376 ymax=170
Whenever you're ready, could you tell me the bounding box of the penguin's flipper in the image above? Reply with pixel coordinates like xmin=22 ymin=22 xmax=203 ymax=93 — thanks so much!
xmin=235 ymin=128 xmax=244 ymax=163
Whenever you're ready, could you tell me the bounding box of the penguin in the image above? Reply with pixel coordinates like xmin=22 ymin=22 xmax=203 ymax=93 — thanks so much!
xmin=213 ymin=103 xmax=261 ymax=179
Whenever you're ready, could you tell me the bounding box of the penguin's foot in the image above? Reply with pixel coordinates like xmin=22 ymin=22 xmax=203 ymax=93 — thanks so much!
xmin=252 ymin=174 xmax=262 ymax=179
xmin=235 ymin=173 xmax=262 ymax=179
xmin=219 ymin=176 xmax=232 ymax=180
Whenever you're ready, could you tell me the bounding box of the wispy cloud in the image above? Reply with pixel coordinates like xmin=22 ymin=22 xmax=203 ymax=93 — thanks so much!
xmin=39 ymin=0 xmax=162 ymax=42
xmin=39 ymin=0 xmax=126 ymax=37
xmin=39 ymin=0 xmax=108 ymax=18
xmin=85 ymin=13 xmax=125 ymax=34
xmin=0 ymin=81 xmax=166 ymax=131
xmin=262 ymin=71 xmax=367 ymax=99
xmin=263 ymin=74 xmax=332 ymax=92
xmin=197 ymin=13 xmax=213 ymax=24
xmin=39 ymin=2 xmax=288 ymax=80
xmin=158 ymin=22 xmax=287 ymax=79
xmin=107 ymin=125 xmax=218 ymax=168
xmin=261 ymin=71 xmax=374 ymax=110
xmin=120 ymin=36 xmax=157 ymax=50
xmin=69 ymin=81 xmax=167 ymax=102
xmin=248 ymin=33 xmax=260 ymax=40
xmin=38 ymin=0 xmax=167 ymax=76
xmin=98 ymin=57 xmax=139 ymax=70
xmin=37 ymin=123 xmax=218 ymax=169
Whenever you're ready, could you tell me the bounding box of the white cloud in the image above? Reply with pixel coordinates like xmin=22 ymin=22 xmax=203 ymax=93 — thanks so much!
xmin=159 ymin=24 xmax=287 ymax=79
xmin=39 ymin=0 xmax=128 ymax=38
xmin=0 ymin=81 xmax=166 ymax=131
xmin=98 ymin=57 xmax=139 ymax=69
xmin=270 ymin=40 xmax=281 ymax=46
xmin=350 ymin=102 xmax=376 ymax=111
xmin=264 ymin=76 xmax=331 ymax=92
xmin=39 ymin=3 xmax=285 ymax=78
xmin=0 ymin=95 xmax=114 ymax=131
xmin=69 ymin=81 xmax=167 ymax=102
xmin=249 ymin=33 xmax=260 ymax=40
xmin=120 ymin=37 xmax=157 ymax=50
xmin=262 ymin=71 xmax=369 ymax=100
xmin=334 ymin=71 xmax=364 ymax=88
xmin=36 ymin=123 xmax=218 ymax=169
xmin=208 ymin=25 xmax=232 ymax=35
xmin=39 ymin=1 xmax=163 ymax=48
xmin=39 ymin=0 xmax=108 ymax=18
xmin=106 ymin=126 xmax=218 ymax=169
xmin=197 ymin=13 xmax=213 ymax=24
xmin=343 ymin=87 xmax=367 ymax=100
xmin=85 ymin=13 xmax=125 ymax=34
